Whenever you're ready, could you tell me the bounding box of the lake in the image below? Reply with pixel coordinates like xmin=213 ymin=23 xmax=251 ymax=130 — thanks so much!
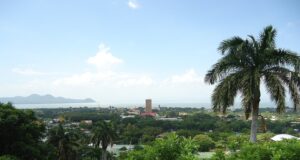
xmin=14 ymin=102 xmax=212 ymax=109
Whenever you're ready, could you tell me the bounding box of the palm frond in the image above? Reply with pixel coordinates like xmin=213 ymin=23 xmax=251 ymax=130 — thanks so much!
xmin=265 ymin=49 xmax=300 ymax=70
xmin=205 ymin=54 xmax=245 ymax=84
xmin=288 ymin=80 xmax=300 ymax=111
xmin=91 ymin=121 xmax=117 ymax=151
xmin=264 ymin=73 xmax=286 ymax=113
xmin=241 ymin=82 xmax=253 ymax=119
xmin=278 ymin=71 xmax=300 ymax=111
xmin=248 ymin=35 xmax=259 ymax=51
xmin=260 ymin=25 xmax=276 ymax=49
xmin=242 ymin=96 xmax=252 ymax=119
xmin=262 ymin=66 xmax=292 ymax=74
xmin=218 ymin=36 xmax=244 ymax=54
xmin=211 ymin=72 xmax=243 ymax=113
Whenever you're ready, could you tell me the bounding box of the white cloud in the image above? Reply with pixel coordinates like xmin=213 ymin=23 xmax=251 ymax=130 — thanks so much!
xmin=9 ymin=45 xmax=215 ymax=104
xmin=128 ymin=0 xmax=140 ymax=9
xmin=12 ymin=68 xmax=46 ymax=76
xmin=149 ymin=69 xmax=214 ymax=103
xmin=54 ymin=44 xmax=153 ymax=88
xmin=164 ymin=69 xmax=203 ymax=85
xmin=53 ymin=72 xmax=94 ymax=86
xmin=87 ymin=44 xmax=123 ymax=70
xmin=53 ymin=71 xmax=154 ymax=88
xmin=116 ymin=75 xmax=154 ymax=87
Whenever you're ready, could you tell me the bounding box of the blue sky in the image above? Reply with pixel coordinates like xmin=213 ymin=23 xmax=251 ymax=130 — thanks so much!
xmin=0 ymin=0 xmax=300 ymax=105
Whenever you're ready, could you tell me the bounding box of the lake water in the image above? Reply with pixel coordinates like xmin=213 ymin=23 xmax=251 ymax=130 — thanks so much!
xmin=13 ymin=102 xmax=276 ymax=109
xmin=14 ymin=102 xmax=212 ymax=109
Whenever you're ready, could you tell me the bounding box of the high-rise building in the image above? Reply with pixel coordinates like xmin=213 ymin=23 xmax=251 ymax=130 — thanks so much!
xmin=145 ymin=99 xmax=152 ymax=113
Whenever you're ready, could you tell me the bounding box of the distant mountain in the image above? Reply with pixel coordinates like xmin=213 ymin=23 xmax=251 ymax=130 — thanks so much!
xmin=0 ymin=94 xmax=96 ymax=104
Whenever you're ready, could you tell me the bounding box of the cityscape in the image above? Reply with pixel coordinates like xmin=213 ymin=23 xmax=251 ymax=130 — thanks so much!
xmin=1 ymin=0 xmax=300 ymax=160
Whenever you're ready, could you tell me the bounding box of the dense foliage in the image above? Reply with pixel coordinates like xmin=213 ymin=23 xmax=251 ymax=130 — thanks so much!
xmin=48 ymin=124 xmax=80 ymax=160
xmin=1 ymin=102 xmax=300 ymax=160
xmin=0 ymin=103 xmax=46 ymax=160
xmin=193 ymin=134 xmax=215 ymax=152
xmin=228 ymin=140 xmax=300 ymax=160
xmin=91 ymin=121 xmax=117 ymax=160
xmin=123 ymin=133 xmax=198 ymax=160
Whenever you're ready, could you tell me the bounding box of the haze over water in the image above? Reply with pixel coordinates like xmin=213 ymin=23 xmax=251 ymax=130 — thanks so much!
xmin=14 ymin=102 xmax=277 ymax=109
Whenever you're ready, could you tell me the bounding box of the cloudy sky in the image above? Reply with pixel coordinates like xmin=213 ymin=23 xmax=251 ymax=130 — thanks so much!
xmin=0 ymin=0 xmax=300 ymax=104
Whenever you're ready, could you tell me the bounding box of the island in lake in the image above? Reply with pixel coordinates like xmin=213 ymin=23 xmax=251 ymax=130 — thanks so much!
xmin=0 ymin=94 xmax=95 ymax=104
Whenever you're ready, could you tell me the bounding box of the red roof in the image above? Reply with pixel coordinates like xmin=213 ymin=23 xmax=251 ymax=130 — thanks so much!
xmin=141 ymin=112 xmax=156 ymax=117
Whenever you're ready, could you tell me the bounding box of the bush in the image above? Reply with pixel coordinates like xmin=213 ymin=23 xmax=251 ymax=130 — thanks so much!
xmin=257 ymin=132 xmax=275 ymax=142
xmin=193 ymin=134 xmax=215 ymax=151
xmin=133 ymin=145 xmax=144 ymax=150
xmin=226 ymin=134 xmax=248 ymax=151
xmin=211 ymin=150 xmax=226 ymax=160
xmin=229 ymin=140 xmax=300 ymax=160
xmin=124 ymin=133 xmax=199 ymax=160
xmin=0 ymin=155 xmax=19 ymax=160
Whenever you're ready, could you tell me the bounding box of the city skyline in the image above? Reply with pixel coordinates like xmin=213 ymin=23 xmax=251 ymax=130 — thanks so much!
xmin=1 ymin=0 xmax=300 ymax=104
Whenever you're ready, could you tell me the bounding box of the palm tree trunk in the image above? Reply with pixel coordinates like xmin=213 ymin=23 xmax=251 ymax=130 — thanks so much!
xmin=250 ymin=97 xmax=260 ymax=142
xmin=101 ymin=150 xmax=107 ymax=160
xmin=250 ymin=107 xmax=258 ymax=142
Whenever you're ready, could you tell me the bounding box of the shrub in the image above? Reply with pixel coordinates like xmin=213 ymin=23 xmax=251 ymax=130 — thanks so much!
xmin=0 ymin=155 xmax=19 ymax=160
xmin=193 ymin=134 xmax=215 ymax=151
xmin=124 ymin=133 xmax=199 ymax=160
xmin=226 ymin=134 xmax=248 ymax=151
xmin=229 ymin=140 xmax=300 ymax=160
xmin=211 ymin=150 xmax=226 ymax=160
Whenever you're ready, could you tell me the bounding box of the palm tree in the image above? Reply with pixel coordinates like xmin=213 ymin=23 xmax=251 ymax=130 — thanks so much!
xmin=205 ymin=25 xmax=300 ymax=142
xmin=91 ymin=121 xmax=117 ymax=160
xmin=48 ymin=123 xmax=79 ymax=160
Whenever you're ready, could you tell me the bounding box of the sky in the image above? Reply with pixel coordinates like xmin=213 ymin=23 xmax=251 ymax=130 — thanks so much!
xmin=0 ymin=0 xmax=300 ymax=105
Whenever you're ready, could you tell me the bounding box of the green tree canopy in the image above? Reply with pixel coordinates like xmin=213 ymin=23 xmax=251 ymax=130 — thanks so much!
xmin=47 ymin=123 xmax=80 ymax=160
xmin=0 ymin=103 xmax=45 ymax=160
xmin=91 ymin=121 xmax=117 ymax=160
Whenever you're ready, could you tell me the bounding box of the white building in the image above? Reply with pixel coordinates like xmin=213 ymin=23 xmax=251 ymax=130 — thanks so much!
xmin=271 ymin=134 xmax=300 ymax=141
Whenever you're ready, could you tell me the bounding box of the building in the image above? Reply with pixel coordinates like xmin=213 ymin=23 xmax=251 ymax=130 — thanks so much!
xmin=140 ymin=99 xmax=157 ymax=117
xmin=121 ymin=115 xmax=135 ymax=119
xmin=81 ymin=120 xmax=93 ymax=125
xmin=271 ymin=134 xmax=300 ymax=141
xmin=156 ymin=117 xmax=182 ymax=121
xmin=127 ymin=108 xmax=141 ymax=115
xmin=178 ymin=112 xmax=188 ymax=116
xmin=141 ymin=112 xmax=157 ymax=117
xmin=145 ymin=99 xmax=152 ymax=113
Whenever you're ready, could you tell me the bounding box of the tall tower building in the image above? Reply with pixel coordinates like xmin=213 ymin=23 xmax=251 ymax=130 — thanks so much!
xmin=145 ymin=99 xmax=152 ymax=113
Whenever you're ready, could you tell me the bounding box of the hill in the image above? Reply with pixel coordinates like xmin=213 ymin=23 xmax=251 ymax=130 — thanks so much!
xmin=0 ymin=94 xmax=95 ymax=104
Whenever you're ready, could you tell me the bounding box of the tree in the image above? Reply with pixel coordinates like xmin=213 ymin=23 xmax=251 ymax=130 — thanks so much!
xmin=121 ymin=123 xmax=142 ymax=144
xmin=91 ymin=121 xmax=117 ymax=160
xmin=79 ymin=146 xmax=102 ymax=160
xmin=124 ymin=133 xmax=198 ymax=160
xmin=205 ymin=25 xmax=300 ymax=142
xmin=193 ymin=134 xmax=215 ymax=152
xmin=0 ymin=103 xmax=46 ymax=160
xmin=48 ymin=123 xmax=79 ymax=160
